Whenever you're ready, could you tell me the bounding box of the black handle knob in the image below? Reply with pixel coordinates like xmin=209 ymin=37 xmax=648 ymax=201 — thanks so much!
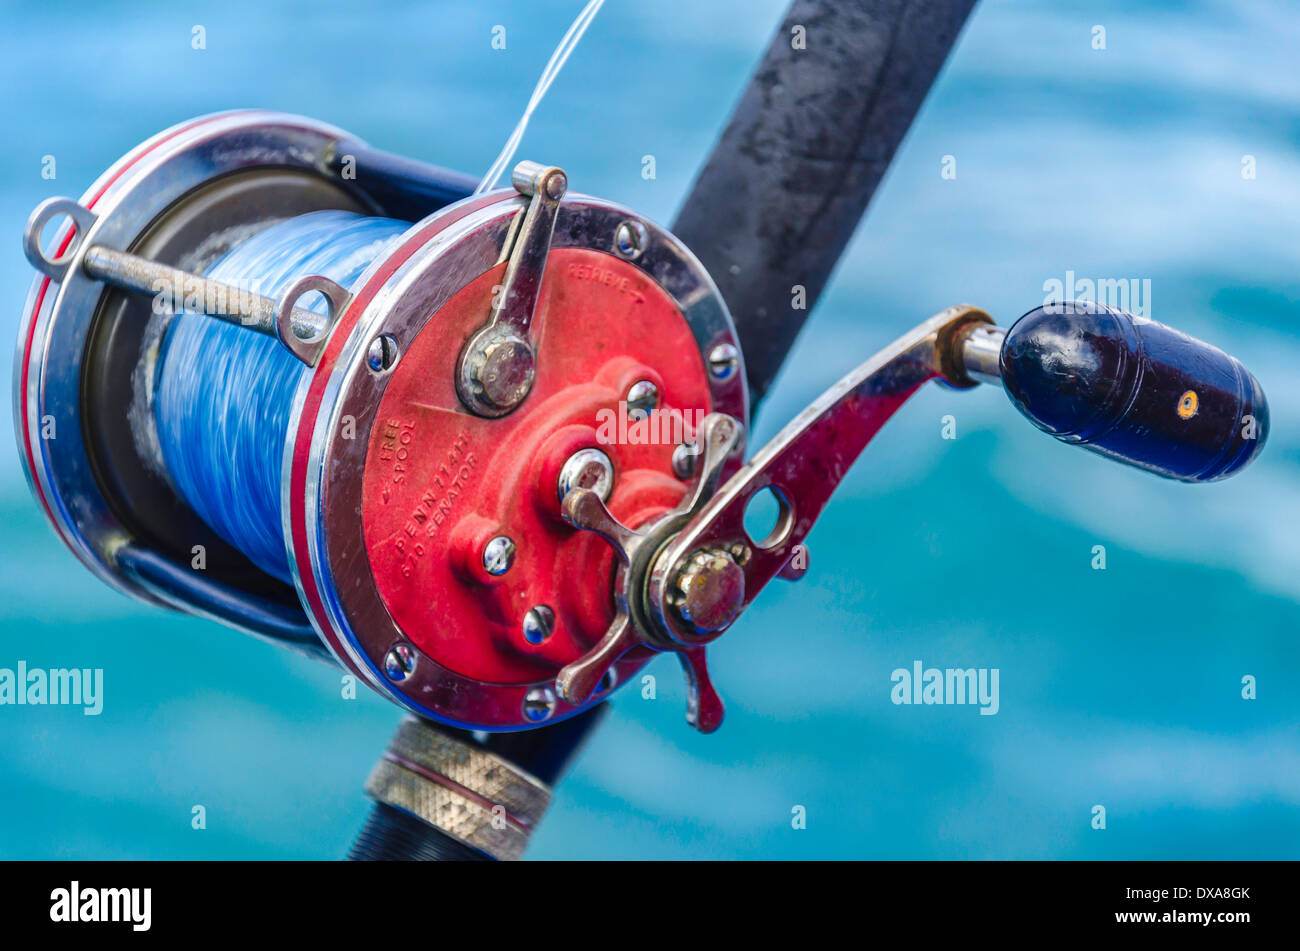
xmin=999 ymin=301 xmax=1267 ymax=482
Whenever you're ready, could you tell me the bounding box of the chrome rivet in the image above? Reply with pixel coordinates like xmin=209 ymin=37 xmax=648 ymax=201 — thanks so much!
xmin=625 ymin=379 xmax=659 ymax=420
xmin=614 ymin=220 xmax=647 ymax=259
xmin=523 ymin=685 xmax=557 ymax=721
xmin=483 ymin=535 xmax=517 ymax=576
xmin=557 ymin=448 xmax=615 ymax=503
xmin=523 ymin=605 xmax=555 ymax=645
xmin=383 ymin=643 xmax=416 ymax=682
xmin=367 ymin=333 xmax=399 ymax=373
xmin=544 ymin=170 xmax=568 ymax=200
xmin=708 ymin=343 xmax=740 ymax=381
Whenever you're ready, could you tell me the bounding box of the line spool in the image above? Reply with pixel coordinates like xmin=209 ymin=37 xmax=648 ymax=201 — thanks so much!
xmin=155 ymin=212 xmax=409 ymax=581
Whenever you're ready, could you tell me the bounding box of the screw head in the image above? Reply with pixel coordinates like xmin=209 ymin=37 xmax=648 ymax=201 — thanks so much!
xmin=483 ymin=535 xmax=517 ymax=576
xmin=523 ymin=685 xmax=557 ymax=721
xmin=383 ymin=643 xmax=417 ymax=682
xmin=625 ymin=379 xmax=659 ymax=420
xmin=708 ymin=343 xmax=740 ymax=381
xmin=367 ymin=333 xmax=399 ymax=373
xmin=614 ymin=219 xmax=647 ymax=259
xmin=523 ymin=605 xmax=555 ymax=644
xmin=671 ymin=441 xmax=698 ymax=479
xmin=557 ymin=447 xmax=615 ymax=503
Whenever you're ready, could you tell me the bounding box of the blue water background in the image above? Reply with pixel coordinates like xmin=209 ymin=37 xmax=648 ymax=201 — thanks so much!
xmin=1 ymin=0 xmax=1297 ymax=858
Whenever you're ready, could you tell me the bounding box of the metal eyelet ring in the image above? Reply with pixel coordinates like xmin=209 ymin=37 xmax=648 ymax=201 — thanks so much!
xmin=23 ymin=197 xmax=99 ymax=283
xmin=274 ymin=273 xmax=351 ymax=366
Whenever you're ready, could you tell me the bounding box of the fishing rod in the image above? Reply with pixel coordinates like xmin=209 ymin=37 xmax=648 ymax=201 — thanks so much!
xmin=12 ymin=0 xmax=1268 ymax=861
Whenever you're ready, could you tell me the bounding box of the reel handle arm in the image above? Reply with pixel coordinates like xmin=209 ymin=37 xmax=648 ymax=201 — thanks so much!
xmin=635 ymin=300 xmax=1268 ymax=679
xmin=643 ymin=305 xmax=989 ymax=646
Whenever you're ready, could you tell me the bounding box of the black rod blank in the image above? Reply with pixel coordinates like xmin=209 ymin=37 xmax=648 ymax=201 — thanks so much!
xmin=672 ymin=0 xmax=979 ymax=409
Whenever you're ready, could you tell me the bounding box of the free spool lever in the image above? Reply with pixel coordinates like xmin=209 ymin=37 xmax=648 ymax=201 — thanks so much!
xmin=561 ymin=301 xmax=1268 ymax=731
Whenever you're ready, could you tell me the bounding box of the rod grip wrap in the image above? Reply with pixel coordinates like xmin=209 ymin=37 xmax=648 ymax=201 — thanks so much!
xmin=362 ymin=717 xmax=553 ymax=861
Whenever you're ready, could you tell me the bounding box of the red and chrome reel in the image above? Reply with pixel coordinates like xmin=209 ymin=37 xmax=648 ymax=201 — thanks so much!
xmin=16 ymin=111 xmax=747 ymax=732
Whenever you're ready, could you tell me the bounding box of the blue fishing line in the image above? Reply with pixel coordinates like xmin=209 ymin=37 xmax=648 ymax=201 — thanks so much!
xmin=154 ymin=211 xmax=409 ymax=582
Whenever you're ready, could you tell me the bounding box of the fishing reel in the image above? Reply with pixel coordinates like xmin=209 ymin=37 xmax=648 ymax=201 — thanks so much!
xmin=18 ymin=110 xmax=1268 ymax=740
